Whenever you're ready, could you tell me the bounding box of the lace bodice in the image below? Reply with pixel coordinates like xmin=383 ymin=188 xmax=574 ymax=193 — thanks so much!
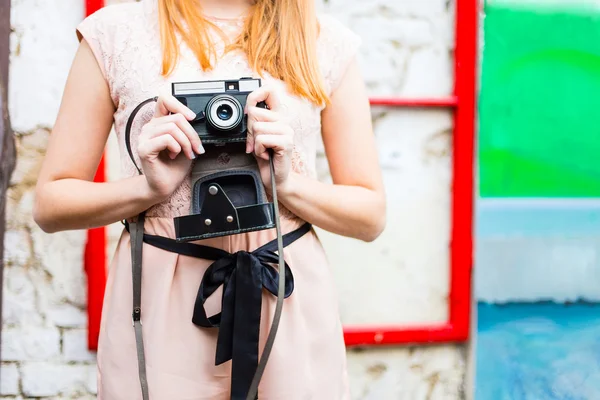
xmin=77 ymin=0 xmax=360 ymax=219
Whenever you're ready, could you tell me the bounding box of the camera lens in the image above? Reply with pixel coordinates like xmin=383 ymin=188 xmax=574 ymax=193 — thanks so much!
xmin=217 ymin=104 xmax=233 ymax=121
xmin=206 ymin=95 xmax=244 ymax=132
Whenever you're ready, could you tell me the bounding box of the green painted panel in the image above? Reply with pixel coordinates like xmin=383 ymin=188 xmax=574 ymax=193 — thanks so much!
xmin=479 ymin=3 xmax=600 ymax=198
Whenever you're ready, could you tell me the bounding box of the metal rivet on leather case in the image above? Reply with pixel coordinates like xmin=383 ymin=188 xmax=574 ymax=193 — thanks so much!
xmin=227 ymin=216 xmax=234 ymax=223
xmin=209 ymin=186 xmax=218 ymax=195
xmin=205 ymin=219 xmax=212 ymax=226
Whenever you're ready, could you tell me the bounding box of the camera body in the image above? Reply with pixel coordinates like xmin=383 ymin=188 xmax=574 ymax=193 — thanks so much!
xmin=172 ymin=77 xmax=264 ymax=145
xmin=171 ymin=77 xmax=275 ymax=242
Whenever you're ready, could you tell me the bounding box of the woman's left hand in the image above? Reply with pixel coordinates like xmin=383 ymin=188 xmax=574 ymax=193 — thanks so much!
xmin=246 ymin=85 xmax=295 ymax=195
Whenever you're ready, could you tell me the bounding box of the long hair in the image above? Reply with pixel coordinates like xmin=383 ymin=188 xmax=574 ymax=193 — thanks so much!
xmin=158 ymin=0 xmax=328 ymax=106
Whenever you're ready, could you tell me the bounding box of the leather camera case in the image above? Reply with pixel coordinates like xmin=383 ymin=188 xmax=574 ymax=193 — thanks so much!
xmin=174 ymin=143 xmax=276 ymax=242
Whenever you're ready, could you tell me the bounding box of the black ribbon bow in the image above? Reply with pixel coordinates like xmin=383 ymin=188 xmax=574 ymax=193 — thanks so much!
xmin=123 ymin=221 xmax=311 ymax=399
xmin=192 ymin=246 xmax=294 ymax=399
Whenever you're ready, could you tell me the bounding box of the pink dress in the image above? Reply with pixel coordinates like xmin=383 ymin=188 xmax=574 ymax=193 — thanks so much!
xmin=76 ymin=1 xmax=360 ymax=398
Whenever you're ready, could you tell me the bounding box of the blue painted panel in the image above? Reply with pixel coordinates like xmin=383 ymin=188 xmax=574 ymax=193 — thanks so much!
xmin=476 ymin=303 xmax=600 ymax=400
xmin=476 ymin=199 xmax=600 ymax=238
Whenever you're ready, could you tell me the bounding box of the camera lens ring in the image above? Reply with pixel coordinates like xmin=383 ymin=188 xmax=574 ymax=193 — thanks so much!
xmin=206 ymin=95 xmax=244 ymax=132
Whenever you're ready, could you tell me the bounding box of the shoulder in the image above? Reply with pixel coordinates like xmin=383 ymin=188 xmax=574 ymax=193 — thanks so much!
xmin=76 ymin=2 xmax=149 ymax=78
xmin=316 ymin=14 xmax=362 ymax=94
xmin=77 ymin=2 xmax=146 ymax=42
xmin=81 ymin=1 xmax=145 ymax=27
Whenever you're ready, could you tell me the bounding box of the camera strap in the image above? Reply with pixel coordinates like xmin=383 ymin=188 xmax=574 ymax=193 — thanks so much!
xmin=129 ymin=210 xmax=149 ymax=400
xmin=125 ymin=98 xmax=293 ymax=400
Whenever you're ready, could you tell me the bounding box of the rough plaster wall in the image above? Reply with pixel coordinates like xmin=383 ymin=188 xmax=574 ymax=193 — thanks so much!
xmin=2 ymin=0 xmax=467 ymax=398
xmin=2 ymin=0 xmax=98 ymax=398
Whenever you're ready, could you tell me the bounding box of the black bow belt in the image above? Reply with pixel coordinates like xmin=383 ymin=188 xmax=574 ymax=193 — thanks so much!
xmin=125 ymin=221 xmax=312 ymax=399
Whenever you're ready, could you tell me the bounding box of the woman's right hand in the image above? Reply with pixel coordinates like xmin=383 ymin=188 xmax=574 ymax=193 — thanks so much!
xmin=137 ymin=94 xmax=205 ymax=202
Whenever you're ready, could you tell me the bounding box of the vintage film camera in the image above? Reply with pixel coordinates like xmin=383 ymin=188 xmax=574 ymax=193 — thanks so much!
xmin=171 ymin=77 xmax=276 ymax=242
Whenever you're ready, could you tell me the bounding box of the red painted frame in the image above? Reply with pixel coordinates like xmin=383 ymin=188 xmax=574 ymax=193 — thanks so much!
xmin=83 ymin=0 xmax=477 ymax=350
xmin=344 ymin=0 xmax=477 ymax=347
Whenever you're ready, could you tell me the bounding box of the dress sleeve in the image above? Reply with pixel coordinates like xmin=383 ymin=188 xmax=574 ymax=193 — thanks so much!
xmin=318 ymin=15 xmax=363 ymax=95
xmin=75 ymin=8 xmax=113 ymax=81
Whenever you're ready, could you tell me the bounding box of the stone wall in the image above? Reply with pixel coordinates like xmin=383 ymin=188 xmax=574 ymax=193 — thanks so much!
xmin=2 ymin=0 xmax=98 ymax=398
xmin=1 ymin=0 xmax=468 ymax=398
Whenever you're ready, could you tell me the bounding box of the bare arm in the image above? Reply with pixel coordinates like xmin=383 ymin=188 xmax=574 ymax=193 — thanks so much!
xmin=34 ymin=40 xmax=200 ymax=233
xmin=278 ymin=58 xmax=386 ymax=242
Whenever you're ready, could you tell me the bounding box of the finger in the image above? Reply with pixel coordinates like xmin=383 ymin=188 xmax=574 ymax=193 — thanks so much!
xmin=247 ymin=106 xmax=279 ymax=123
xmin=254 ymin=134 xmax=293 ymax=161
xmin=144 ymin=123 xmax=195 ymax=160
xmin=245 ymin=125 xmax=254 ymax=154
xmin=152 ymin=113 xmax=205 ymax=154
xmin=246 ymin=85 xmax=281 ymax=112
xmin=139 ymin=134 xmax=182 ymax=160
xmin=154 ymin=94 xmax=196 ymax=120
xmin=245 ymin=107 xmax=281 ymax=153
xmin=247 ymin=121 xmax=293 ymax=154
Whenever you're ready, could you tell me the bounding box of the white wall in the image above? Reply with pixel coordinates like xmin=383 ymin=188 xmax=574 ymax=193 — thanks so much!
xmin=2 ymin=0 xmax=468 ymax=398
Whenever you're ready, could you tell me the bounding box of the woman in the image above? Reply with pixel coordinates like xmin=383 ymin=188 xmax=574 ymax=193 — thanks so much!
xmin=34 ymin=0 xmax=386 ymax=398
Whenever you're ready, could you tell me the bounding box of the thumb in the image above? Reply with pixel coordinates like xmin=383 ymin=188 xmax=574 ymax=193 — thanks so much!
xmin=246 ymin=85 xmax=282 ymax=112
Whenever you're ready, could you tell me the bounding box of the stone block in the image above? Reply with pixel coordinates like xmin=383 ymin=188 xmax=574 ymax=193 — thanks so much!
xmin=2 ymin=267 xmax=43 ymax=326
xmin=47 ymin=304 xmax=87 ymax=329
xmin=21 ymin=362 xmax=91 ymax=398
xmin=2 ymin=327 xmax=61 ymax=362
xmin=62 ymin=329 xmax=97 ymax=362
xmin=3 ymin=230 xmax=31 ymax=266
xmin=0 ymin=363 xmax=20 ymax=395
